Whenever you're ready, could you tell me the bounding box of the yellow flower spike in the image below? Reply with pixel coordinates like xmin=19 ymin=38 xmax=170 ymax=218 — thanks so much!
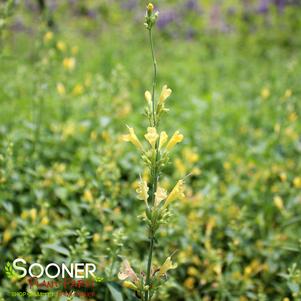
xmin=123 ymin=281 xmax=138 ymax=291
xmin=288 ymin=112 xmax=298 ymax=122
xmin=63 ymin=57 xmax=76 ymax=71
xmin=279 ymin=172 xmax=287 ymax=182
xmin=72 ymin=46 xmax=79 ymax=55
xmin=3 ymin=229 xmax=12 ymax=243
xmin=56 ymin=41 xmax=66 ymax=52
xmin=154 ymin=186 xmax=167 ymax=206
xmin=83 ymin=189 xmax=93 ymax=202
xmin=93 ymin=233 xmax=101 ymax=243
xmin=261 ymin=87 xmax=270 ymax=99
xmin=41 ymin=216 xmax=49 ymax=225
xmin=30 ymin=208 xmax=37 ymax=221
xmin=159 ymin=131 xmax=168 ymax=150
xmin=21 ymin=210 xmax=29 ymax=220
xmin=284 ymin=89 xmax=292 ymax=99
xmin=184 ymin=277 xmax=195 ymax=290
xmin=163 ymin=180 xmax=185 ymax=209
xmin=56 ymin=83 xmax=66 ymax=96
xmin=43 ymin=31 xmax=53 ymax=43
xmin=159 ymin=85 xmax=172 ymax=106
xmin=293 ymin=177 xmax=301 ymax=188
xmin=72 ymin=84 xmax=84 ymax=96
xmin=175 ymin=158 xmax=186 ymax=176
xmin=145 ymin=90 xmax=152 ymax=107
xmin=144 ymin=127 xmax=159 ymax=148
xmin=136 ymin=179 xmax=149 ymax=205
xmin=187 ymin=266 xmax=199 ymax=277
xmin=273 ymin=196 xmax=284 ymax=210
xmin=158 ymin=257 xmax=177 ymax=277
xmin=166 ymin=130 xmax=184 ymax=151
xmin=122 ymin=126 xmax=143 ymax=151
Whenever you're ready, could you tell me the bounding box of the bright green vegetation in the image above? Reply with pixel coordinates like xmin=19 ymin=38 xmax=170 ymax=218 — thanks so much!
xmin=0 ymin=2 xmax=301 ymax=301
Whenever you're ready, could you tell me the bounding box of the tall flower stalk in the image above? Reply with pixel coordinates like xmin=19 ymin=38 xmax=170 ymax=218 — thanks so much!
xmin=119 ymin=3 xmax=185 ymax=300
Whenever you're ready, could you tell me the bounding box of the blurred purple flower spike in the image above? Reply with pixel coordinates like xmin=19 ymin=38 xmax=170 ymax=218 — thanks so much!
xmin=87 ymin=9 xmax=97 ymax=19
xmin=185 ymin=0 xmax=199 ymax=11
xmin=122 ymin=0 xmax=139 ymax=11
xmin=274 ymin=0 xmax=287 ymax=11
xmin=257 ymin=0 xmax=271 ymax=13
xmin=157 ymin=10 xmax=178 ymax=29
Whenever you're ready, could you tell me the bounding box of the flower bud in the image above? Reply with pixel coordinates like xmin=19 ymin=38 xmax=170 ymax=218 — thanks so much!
xmin=147 ymin=3 xmax=154 ymax=15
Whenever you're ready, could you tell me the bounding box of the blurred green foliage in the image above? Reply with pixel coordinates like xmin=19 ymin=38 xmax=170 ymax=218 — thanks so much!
xmin=0 ymin=1 xmax=301 ymax=300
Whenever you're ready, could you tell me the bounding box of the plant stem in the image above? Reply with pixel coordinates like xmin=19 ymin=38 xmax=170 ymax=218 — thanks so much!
xmin=145 ymin=235 xmax=154 ymax=301
xmin=149 ymin=29 xmax=157 ymax=127
xmin=34 ymin=96 xmax=43 ymax=154
xmin=105 ymin=251 xmax=117 ymax=301
xmin=145 ymin=26 xmax=158 ymax=301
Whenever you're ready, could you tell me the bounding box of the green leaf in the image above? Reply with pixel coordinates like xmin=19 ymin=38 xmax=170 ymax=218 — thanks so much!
xmin=42 ymin=243 xmax=70 ymax=256
xmin=107 ymin=283 xmax=123 ymax=301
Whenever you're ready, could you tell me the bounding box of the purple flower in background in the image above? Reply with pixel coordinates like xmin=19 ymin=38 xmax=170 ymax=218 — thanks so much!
xmin=122 ymin=0 xmax=139 ymax=11
xmin=185 ymin=0 xmax=199 ymax=11
xmin=24 ymin=0 xmax=39 ymax=11
xmin=157 ymin=10 xmax=178 ymax=29
xmin=274 ymin=0 xmax=287 ymax=11
xmin=209 ymin=5 xmax=222 ymax=30
xmin=257 ymin=0 xmax=271 ymax=13
xmin=86 ymin=10 xmax=96 ymax=19
xmin=11 ymin=19 xmax=25 ymax=32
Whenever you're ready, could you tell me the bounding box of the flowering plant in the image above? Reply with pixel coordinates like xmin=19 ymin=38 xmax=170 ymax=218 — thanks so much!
xmin=119 ymin=3 xmax=186 ymax=301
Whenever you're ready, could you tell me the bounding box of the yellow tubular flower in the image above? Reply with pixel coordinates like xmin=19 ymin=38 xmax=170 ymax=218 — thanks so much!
xmin=136 ymin=179 xmax=149 ymax=205
xmin=43 ymin=31 xmax=53 ymax=43
xmin=83 ymin=189 xmax=93 ymax=202
xmin=56 ymin=83 xmax=66 ymax=95
xmin=3 ymin=229 xmax=12 ymax=243
xmin=30 ymin=208 xmax=37 ymax=221
xmin=159 ymin=131 xmax=168 ymax=150
xmin=72 ymin=84 xmax=84 ymax=96
xmin=145 ymin=90 xmax=152 ymax=107
xmin=72 ymin=46 xmax=79 ymax=55
xmin=158 ymin=257 xmax=177 ymax=277
xmin=293 ymin=177 xmax=301 ymax=188
xmin=123 ymin=281 xmax=138 ymax=290
xmin=284 ymin=89 xmax=292 ymax=98
xmin=273 ymin=196 xmax=284 ymax=210
xmin=261 ymin=87 xmax=270 ymax=99
xmin=166 ymin=130 xmax=184 ymax=151
xmin=163 ymin=180 xmax=185 ymax=209
xmin=159 ymin=85 xmax=172 ymax=105
xmin=56 ymin=41 xmax=66 ymax=52
xmin=144 ymin=127 xmax=159 ymax=148
xmin=63 ymin=57 xmax=76 ymax=71
xmin=122 ymin=126 xmax=143 ymax=150
xmin=154 ymin=186 xmax=167 ymax=206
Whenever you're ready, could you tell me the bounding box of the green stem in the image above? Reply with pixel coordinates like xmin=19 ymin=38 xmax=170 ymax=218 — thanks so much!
xmin=145 ymin=26 xmax=158 ymax=301
xmin=149 ymin=28 xmax=157 ymax=127
xmin=145 ymin=235 xmax=154 ymax=301
xmin=105 ymin=251 xmax=117 ymax=301
xmin=34 ymin=96 xmax=43 ymax=154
